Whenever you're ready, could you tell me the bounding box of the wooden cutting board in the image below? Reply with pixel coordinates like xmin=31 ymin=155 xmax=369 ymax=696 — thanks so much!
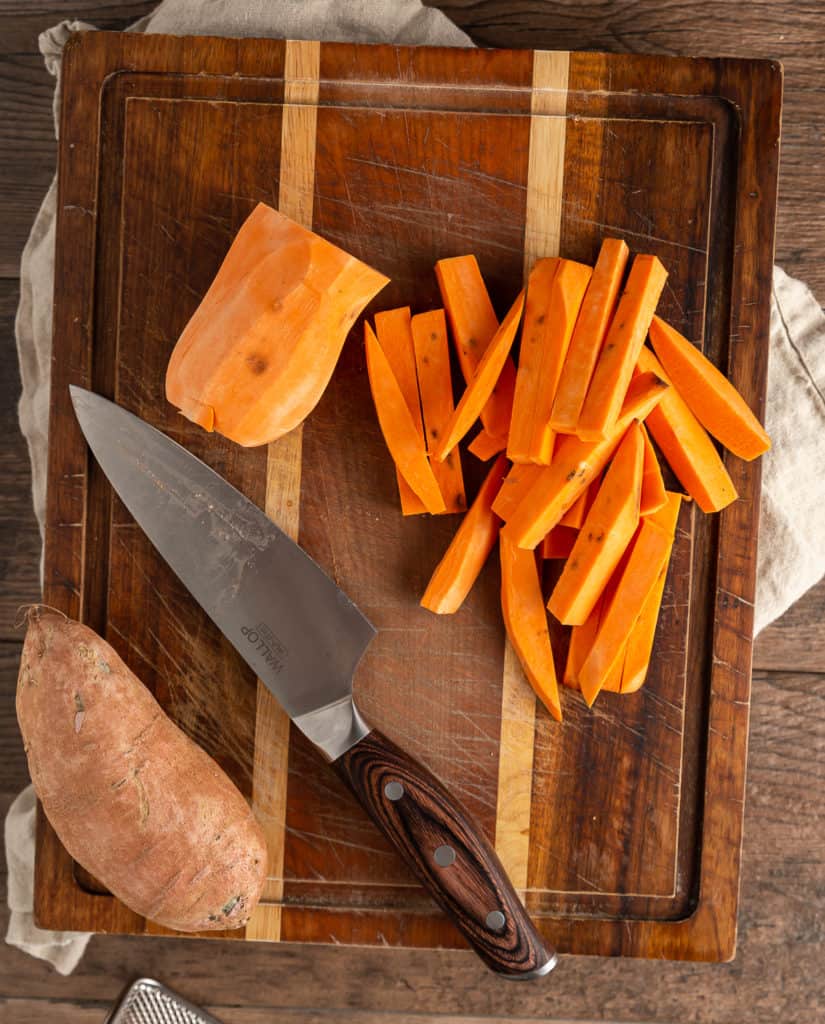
xmin=38 ymin=31 xmax=781 ymax=961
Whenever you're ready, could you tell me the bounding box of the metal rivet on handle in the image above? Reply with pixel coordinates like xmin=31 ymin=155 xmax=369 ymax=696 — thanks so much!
xmin=433 ymin=845 xmax=456 ymax=867
xmin=485 ymin=910 xmax=506 ymax=931
xmin=384 ymin=781 xmax=404 ymax=802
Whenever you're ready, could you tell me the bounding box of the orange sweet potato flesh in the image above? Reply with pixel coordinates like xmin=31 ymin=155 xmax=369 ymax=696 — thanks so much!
xmin=435 ymin=255 xmax=517 ymax=439
xmin=548 ymin=421 xmax=644 ymax=625
xmin=500 ymin=536 xmax=562 ymax=721
xmin=431 ymin=290 xmax=525 ymax=462
xmin=507 ymin=258 xmax=592 ymax=464
xmin=507 ymin=257 xmax=557 ymax=462
xmin=396 ymin=473 xmax=425 ymax=515
xmin=563 ymin=544 xmax=631 ymax=692
xmin=491 ymin=462 xmax=543 ymax=521
xmin=640 ymin=423 xmax=668 ymax=516
xmin=542 ymin=525 xmax=579 ymax=559
xmin=621 ymin=492 xmax=682 ymax=693
xmin=376 ymin=308 xmax=421 ymax=430
xmin=645 ymin=489 xmax=683 ymax=539
xmin=468 ymin=429 xmax=507 ymax=461
xmin=421 ymin=454 xmax=508 ymax=613
xmin=579 ymin=514 xmax=673 ymax=707
xmin=166 ymin=203 xmax=389 ymax=446
xmin=501 ymin=371 xmax=669 ymax=550
xmin=648 ymin=315 xmax=771 ymax=461
xmin=411 ymin=309 xmax=467 ymax=513
xmin=365 ymin=323 xmax=445 ymax=514
xmin=550 ymin=238 xmax=630 ymax=433
xmin=559 ymin=488 xmax=587 ymax=529
xmin=637 ymin=347 xmax=738 ymax=513
xmin=619 ymin=568 xmax=665 ymax=694
xmin=601 ymin=653 xmax=625 ymax=693
xmin=563 ymin=594 xmax=602 ymax=690
xmin=559 ymin=476 xmax=599 ymax=529
xmin=375 ymin=307 xmax=427 ymax=516
xmin=577 ymin=254 xmax=668 ymax=441
xmin=592 ymin=499 xmax=679 ymax=695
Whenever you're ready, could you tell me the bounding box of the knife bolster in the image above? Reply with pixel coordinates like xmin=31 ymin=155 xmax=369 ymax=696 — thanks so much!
xmin=294 ymin=695 xmax=371 ymax=761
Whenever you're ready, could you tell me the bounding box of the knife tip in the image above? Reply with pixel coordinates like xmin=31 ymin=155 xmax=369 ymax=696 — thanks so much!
xmin=68 ymin=384 xmax=99 ymax=418
xmin=69 ymin=383 xmax=88 ymax=403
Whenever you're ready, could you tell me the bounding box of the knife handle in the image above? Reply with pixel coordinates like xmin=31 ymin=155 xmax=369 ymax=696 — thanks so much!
xmin=333 ymin=729 xmax=556 ymax=979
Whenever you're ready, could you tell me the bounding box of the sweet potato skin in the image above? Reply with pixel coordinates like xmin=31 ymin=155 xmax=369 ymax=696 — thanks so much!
xmin=16 ymin=611 xmax=267 ymax=933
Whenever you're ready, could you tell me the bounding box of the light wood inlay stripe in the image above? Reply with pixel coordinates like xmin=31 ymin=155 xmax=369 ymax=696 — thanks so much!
xmin=494 ymin=50 xmax=570 ymax=892
xmin=245 ymin=39 xmax=321 ymax=942
xmin=523 ymin=50 xmax=570 ymax=277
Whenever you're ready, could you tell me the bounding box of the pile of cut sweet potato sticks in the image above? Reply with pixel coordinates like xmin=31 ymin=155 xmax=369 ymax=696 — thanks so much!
xmin=364 ymin=241 xmax=770 ymax=720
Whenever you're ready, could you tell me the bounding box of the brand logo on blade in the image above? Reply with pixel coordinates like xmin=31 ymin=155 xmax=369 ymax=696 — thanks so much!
xmin=241 ymin=622 xmax=286 ymax=675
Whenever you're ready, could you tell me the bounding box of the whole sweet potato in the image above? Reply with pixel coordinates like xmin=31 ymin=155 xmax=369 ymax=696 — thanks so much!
xmin=16 ymin=609 xmax=267 ymax=932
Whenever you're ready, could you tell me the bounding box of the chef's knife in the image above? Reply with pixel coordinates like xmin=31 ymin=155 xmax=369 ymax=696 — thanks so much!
xmin=69 ymin=386 xmax=556 ymax=979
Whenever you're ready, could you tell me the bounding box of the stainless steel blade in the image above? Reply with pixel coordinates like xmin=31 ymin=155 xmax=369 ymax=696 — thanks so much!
xmin=70 ymin=387 xmax=375 ymax=755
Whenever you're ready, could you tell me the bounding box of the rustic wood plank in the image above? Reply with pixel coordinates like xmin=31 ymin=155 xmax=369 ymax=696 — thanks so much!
xmin=754 ymin=576 xmax=825 ymax=673
xmin=0 ymin=4 xmax=154 ymax=276
xmin=0 ymin=0 xmax=150 ymax=12
xmin=0 ymin=50 xmax=56 ymax=277
xmin=0 ymin=1000 xmax=661 ymax=1024
xmin=0 ymin=282 xmax=41 ymax=639
xmin=0 ymin=1002 xmax=104 ymax=1024
xmin=0 ymin=910 xmax=819 ymax=1023
xmin=0 ymin=645 xmax=29 ymax=793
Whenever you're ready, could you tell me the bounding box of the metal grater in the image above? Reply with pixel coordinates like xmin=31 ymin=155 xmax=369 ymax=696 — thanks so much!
xmin=105 ymin=978 xmax=224 ymax=1024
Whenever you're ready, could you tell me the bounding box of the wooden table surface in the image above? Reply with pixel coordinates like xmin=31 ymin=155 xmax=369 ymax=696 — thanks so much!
xmin=0 ymin=2 xmax=822 ymax=1021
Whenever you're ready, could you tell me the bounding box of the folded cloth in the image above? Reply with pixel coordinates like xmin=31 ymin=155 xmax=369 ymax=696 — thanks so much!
xmin=4 ymin=786 xmax=90 ymax=975
xmin=757 ymin=267 xmax=825 ymax=632
xmin=9 ymin=0 xmax=825 ymax=974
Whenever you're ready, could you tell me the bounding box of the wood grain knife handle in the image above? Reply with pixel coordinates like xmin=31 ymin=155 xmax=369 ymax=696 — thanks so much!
xmin=334 ymin=729 xmax=557 ymax=978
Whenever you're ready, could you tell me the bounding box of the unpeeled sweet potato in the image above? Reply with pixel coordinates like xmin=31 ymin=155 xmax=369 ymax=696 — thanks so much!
xmin=16 ymin=610 xmax=267 ymax=933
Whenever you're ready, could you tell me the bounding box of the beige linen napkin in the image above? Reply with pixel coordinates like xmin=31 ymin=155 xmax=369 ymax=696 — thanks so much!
xmin=9 ymin=0 xmax=824 ymax=973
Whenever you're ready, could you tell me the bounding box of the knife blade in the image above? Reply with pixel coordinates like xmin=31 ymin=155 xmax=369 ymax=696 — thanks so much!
xmin=69 ymin=386 xmax=557 ymax=979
